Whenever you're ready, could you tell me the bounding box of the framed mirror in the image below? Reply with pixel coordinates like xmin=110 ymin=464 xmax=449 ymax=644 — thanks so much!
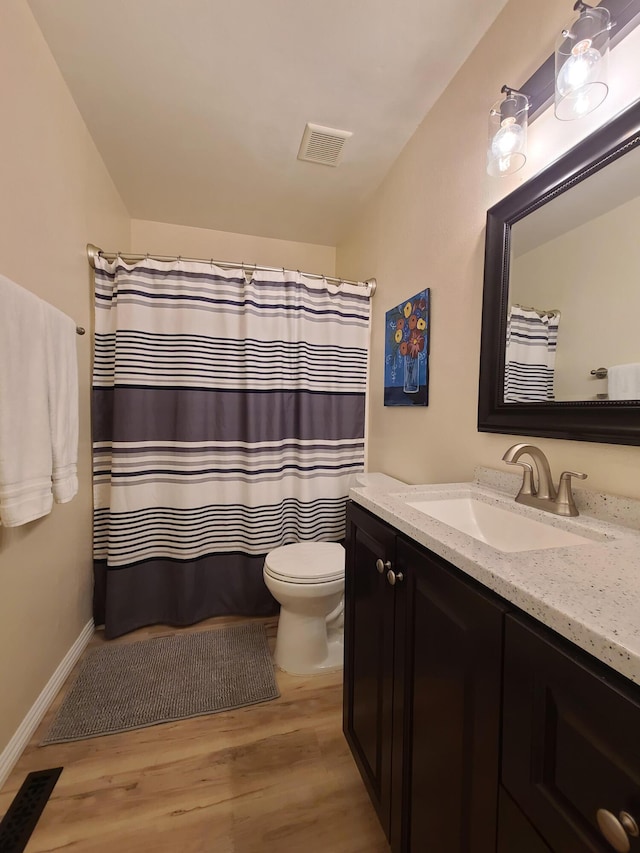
xmin=478 ymin=98 xmax=640 ymax=446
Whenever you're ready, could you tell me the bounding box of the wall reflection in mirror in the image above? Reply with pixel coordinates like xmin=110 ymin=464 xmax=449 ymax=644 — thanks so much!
xmin=505 ymin=142 xmax=640 ymax=403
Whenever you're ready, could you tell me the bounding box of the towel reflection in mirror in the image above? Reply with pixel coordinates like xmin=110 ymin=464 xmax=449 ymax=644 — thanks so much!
xmin=608 ymin=363 xmax=640 ymax=400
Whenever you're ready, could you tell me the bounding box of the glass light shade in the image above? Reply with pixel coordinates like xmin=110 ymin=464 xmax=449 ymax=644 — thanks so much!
xmin=555 ymin=4 xmax=611 ymax=121
xmin=487 ymin=91 xmax=529 ymax=177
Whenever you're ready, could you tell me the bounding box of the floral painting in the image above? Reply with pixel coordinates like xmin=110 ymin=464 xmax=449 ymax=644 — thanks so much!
xmin=384 ymin=289 xmax=430 ymax=406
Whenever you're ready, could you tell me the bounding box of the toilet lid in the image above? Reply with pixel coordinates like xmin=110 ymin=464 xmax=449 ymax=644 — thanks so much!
xmin=264 ymin=542 xmax=345 ymax=584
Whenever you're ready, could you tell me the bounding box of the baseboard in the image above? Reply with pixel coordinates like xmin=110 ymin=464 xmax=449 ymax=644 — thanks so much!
xmin=0 ymin=619 xmax=94 ymax=790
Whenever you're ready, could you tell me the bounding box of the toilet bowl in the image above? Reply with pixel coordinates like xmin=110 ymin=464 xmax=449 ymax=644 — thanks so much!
xmin=263 ymin=541 xmax=345 ymax=676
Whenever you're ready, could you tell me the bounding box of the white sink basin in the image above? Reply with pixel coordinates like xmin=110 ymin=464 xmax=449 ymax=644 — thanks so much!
xmin=406 ymin=497 xmax=599 ymax=552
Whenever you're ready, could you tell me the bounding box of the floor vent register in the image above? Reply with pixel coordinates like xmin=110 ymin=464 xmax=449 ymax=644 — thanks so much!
xmin=0 ymin=768 xmax=62 ymax=853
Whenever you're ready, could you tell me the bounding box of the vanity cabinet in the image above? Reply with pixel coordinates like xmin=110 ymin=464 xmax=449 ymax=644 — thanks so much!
xmin=502 ymin=614 xmax=640 ymax=853
xmin=344 ymin=501 xmax=640 ymax=853
xmin=344 ymin=502 xmax=507 ymax=853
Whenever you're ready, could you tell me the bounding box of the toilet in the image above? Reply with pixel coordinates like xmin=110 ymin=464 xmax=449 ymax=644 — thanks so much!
xmin=263 ymin=541 xmax=345 ymax=676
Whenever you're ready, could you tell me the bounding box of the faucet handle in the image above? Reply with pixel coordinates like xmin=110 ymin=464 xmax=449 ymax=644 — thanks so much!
xmin=556 ymin=470 xmax=587 ymax=517
xmin=504 ymin=459 xmax=536 ymax=496
xmin=560 ymin=470 xmax=587 ymax=482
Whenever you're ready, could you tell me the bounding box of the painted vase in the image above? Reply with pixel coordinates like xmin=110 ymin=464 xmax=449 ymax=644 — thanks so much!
xmin=403 ymin=356 xmax=419 ymax=393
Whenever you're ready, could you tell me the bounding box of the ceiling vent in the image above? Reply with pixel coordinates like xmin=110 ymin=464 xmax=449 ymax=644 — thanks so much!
xmin=297 ymin=123 xmax=353 ymax=167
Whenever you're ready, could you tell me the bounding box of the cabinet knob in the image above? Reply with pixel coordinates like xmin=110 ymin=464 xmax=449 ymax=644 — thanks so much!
xmin=596 ymin=809 xmax=639 ymax=852
xmin=387 ymin=569 xmax=404 ymax=586
xmin=376 ymin=559 xmax=391 ymax=574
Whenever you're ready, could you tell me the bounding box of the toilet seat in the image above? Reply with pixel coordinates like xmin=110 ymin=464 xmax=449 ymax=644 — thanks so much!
xmin=264 ymin=542 xmax=344 ymax=584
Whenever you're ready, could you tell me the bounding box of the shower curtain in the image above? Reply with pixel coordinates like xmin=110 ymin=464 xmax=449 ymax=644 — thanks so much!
xmin=504 ymin=305 xmax=560 ymax=402
xmin=92 ymin=257 xmax=372 ymax=638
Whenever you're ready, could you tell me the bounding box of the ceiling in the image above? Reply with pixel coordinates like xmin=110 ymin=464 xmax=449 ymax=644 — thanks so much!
xmin=28 ymin=0 xmax=508 ymax=246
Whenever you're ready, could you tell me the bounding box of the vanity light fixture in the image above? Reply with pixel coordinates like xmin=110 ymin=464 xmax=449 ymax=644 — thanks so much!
xmin=487 ymin=85 xmax=530 ymax=177
xmin=555 ymin=1 xmax=612 ymax=121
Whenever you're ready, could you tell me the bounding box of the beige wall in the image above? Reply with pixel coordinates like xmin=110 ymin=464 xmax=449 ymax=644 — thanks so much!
xmin=337 ymin=0 xmax=640 ymax=499
xmin=0 ymin=0 xmax=130 ymax=757
xmin=131 ymin=219 xmax=336 ymax=277
xmin=511 ymin=193 xmax=640 ymax=401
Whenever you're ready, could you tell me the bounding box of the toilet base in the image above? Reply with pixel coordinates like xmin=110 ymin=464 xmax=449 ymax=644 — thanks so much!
xmin=276 ymin=636 xmax=344 ymax=676
xmin=274 ymin=606 xmax=344 ymax=676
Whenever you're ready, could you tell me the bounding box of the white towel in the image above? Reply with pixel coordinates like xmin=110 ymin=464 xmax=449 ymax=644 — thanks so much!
xmin=0 ymin=275 xmax=54 ymax=525
xmin=45 ymin=303 xmax=79 ymax=503
xmin=608 ymin=363 xmax=640 ymax=401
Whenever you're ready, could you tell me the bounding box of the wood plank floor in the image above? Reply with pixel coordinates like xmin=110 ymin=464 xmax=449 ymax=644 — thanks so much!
xmin=0 ymin=616 xmax=389 ymax=853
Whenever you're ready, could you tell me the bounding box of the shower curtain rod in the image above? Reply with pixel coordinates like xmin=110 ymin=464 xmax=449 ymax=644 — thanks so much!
xmin=86 ymin=244 xmax=376 ymax=295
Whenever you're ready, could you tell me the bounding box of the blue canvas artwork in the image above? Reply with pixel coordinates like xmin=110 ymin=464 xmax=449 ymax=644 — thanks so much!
xmin=384 ymin=289 xmax=430 ymax=406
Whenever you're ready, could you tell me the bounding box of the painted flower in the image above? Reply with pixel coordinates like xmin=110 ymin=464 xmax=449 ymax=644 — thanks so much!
xmin=399 ymin=341 xmax=409 ymax=356
xmin=396 ymin=318 xmax=405 ymax=330
xmin=408 ymin=330 xmax=425 ymax=358
xmin=418 ymin=298 xmax=426 ymax=311
xmin=417 ymin=318 xmax=426 ymax=330
xmin=403 ymin=301 xmax=412 ymax=318
xmin=408 ymin=314 xmax=418 ymax=330
xmin=394 ymin=329 xmax=403 ymax=344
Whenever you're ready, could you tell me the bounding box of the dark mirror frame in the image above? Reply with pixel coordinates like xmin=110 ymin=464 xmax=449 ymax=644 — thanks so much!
xmin=478 ymin=98 xmax=640 ymax=446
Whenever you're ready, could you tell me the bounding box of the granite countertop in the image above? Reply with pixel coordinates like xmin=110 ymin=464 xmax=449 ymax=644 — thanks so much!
xmin=349 ymin=469 xmax=640 ymax=686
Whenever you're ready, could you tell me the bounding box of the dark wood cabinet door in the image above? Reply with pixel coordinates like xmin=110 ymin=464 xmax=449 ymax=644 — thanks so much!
xmin=395 ymin=539 xmax=507 ymax=853
xmin=503 ymin=615 xmax=640 ymax=853
xmin=344 ymin=502 xmax=397 ymax=840
xmin=497 ymin=787 xmax=552 ymax=853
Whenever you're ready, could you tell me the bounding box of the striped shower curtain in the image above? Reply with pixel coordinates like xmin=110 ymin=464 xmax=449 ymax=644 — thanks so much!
xmin=504 ymin=305 xmax=560 ymax=402
xmin=92 ymin=257 xmax=372 ymax=638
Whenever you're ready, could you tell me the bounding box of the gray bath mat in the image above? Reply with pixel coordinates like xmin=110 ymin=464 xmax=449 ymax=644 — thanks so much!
xmin=42 ymin=623 xmax=279 ymax=744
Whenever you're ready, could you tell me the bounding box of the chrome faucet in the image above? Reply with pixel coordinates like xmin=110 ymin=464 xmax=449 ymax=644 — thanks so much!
xmin=502 ymin=443 xmax=587 ymax=517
